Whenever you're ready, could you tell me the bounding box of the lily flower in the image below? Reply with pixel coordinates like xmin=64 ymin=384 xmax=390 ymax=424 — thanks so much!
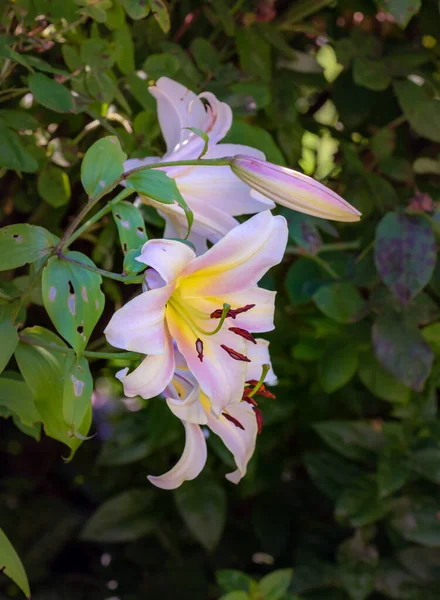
xmin=124 ymin=77 xmax=274 ymax=253
xmin=231 ymin=155 xmax=361 ymax=222
xmin=104 ymin=211 xmax=287 ymax=415
xmin=143 ymin=340 xmax=277 ymax=490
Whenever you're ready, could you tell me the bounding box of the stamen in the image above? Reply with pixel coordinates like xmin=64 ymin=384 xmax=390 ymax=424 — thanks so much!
xmin=247 ymin=364 xmax=271 ymax=398
xmin=222 ymin=412 xmax=245 ymax=430
xmin=196 ymin=338 xmax=204 ymax=362
xmin=253 ymin=407 xmax=263 ymax=434
xmin=229 ymin=327 xmax=257 ymax=344
xmin=220 ymin=345 xmax=251 ymax=362
xmin=245 ymin=380 xmax=276 ymax=399
xmin=243 ymin=395 xmax=258 ymax=407
xmin=210 ymin=308 xmax=235 ymax=319
xmin=210 ymin=303 xmax=256 ymax=320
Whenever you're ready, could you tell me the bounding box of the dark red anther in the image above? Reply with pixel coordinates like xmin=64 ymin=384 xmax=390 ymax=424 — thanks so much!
xmin=210 ymin=308 xmax=235 ymax=319
xmin=210 ymin=304 xmax=256 ymax=320
xmin=230 ymin=304 xmax=256 ymax=317
xmin=243 ymin=395 xmax=258 ymax=407
xmin=245 ymin=380 xmax=276 ymax=399
xmin=222 ymin=412 xmax=245 ymax=430
xmin=253 ymin=407 xmax=263 ymax=434
xmin=221 ymin=344 xmax=251 ymax=362
xmin=195 ymin=338 xmax=204 ymax=362
xmin=229 ymin=327 xmax=257 ymax=344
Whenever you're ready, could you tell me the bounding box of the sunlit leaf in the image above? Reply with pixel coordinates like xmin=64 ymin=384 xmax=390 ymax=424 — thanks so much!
xmin=0 ymin=224 xmax=56 ymax=271
xmin=81 ymin=136 xmax=127 ymax=198
xmin=0 ymin=528 xmax=30 ymax=599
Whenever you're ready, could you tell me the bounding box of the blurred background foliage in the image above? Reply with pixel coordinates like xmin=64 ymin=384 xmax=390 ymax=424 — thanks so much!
xmin=2 ymin=0 xmax=440 ymax=598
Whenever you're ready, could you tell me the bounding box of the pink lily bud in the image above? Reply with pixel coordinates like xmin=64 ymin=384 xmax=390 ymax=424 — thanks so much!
xmin=231 ymin=155 xmax=361 ymax=222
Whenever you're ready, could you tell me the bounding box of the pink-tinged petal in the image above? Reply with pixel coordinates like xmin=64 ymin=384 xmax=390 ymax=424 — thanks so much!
xmin=116 ymin=328 xmax=175 ymax=398
xmin=246 ymin=339 xmax=277 ymax=385
xmin=137 ymin=238 xmax=195 ymax=283
xmin=197 ymin=92 xmax=232 ymax=146
xmin=180 ymin=211 xmax=288 ymax=296
xmin=167 ymin=307 xmax=247 ymax=415
xmin=144 ymin=268 xmax=166 ymax=291
xmin=164 ymin=217 xmax=209 ymax=256
xmin=231 ymin=155 xmax=362 ymax=222
xmin=104 ymin=285 xmax=173 ymax=353
xmin=149 ymin=77 xmax=207 ymax=156
xmin=166 ymin=372 xmax=208 ymax=425
xmin=207 ymin=402 xmax=257 ymax=484
xmin=148 ymin=420 xmax=207 ymax=490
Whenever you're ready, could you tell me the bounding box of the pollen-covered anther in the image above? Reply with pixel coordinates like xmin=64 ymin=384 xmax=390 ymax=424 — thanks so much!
xmin=220 ymin=344 xmax=251 ymax=362
xmin=195 ymin=338 xmax=204 ymax=362
xmin=253 ymin=407 xmax=263 ymax=434
xmin=222 ymin=412 xmax=245 ymax=430
xmin=229 ymin=327 xmax=257 ymax=344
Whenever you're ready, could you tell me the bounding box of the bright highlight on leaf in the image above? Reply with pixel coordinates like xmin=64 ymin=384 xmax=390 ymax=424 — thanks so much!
xmin=0 ymin=528 xmax=31 ymax=599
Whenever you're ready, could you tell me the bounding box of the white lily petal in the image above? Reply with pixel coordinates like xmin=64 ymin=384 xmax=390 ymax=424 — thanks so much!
xmin=166 ymin=371 xmax=208 ymax=425
xmin=137 ymin=238 xmax=195 ymax=283
xmin=246 ymin=339 xmax=278 ymax=385
xmin=180 ymin=211 xmax=288 ymax=296
xmin=207 ymin=402 xmax=258 ymax=484
xmin=104 ymin=285 xmax=173 ymax=354
xmin=148 ymin=420 xmax=207 ymax=490
xmin=163 ymin=218 xmax=209 ymax=256
xmin=116 ymin=328 xmax=175 ymax=399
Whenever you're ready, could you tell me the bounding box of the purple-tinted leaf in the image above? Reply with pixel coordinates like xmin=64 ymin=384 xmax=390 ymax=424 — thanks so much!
xmin=373 ymin=313 xmax=434 ymax=391
xmin=375 ymin=212 xmax=436 ymax=305
xmin=287 ymin=212 xmax=322 ymax=255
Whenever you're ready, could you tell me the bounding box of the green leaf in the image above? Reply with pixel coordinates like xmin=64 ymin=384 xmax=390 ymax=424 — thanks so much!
xmin=0 ymin=375 xmax=41 ymax=429
xmin=378 ymin=0 xmax=421 ymax=28
xmin=63 ymin=354 xmax=93 ymax=432
xmin=236 ymin=27 xmax=271 ymax=82
xmin=143 ymin=53 xmax=180 ymax=80
xmin=126 ymin=72 xmax=157 ymax=111
xmin=85 ymin=71 xmax=117 ymax=104
xmin=412 ymin=449 xmax=440 ymax=484
xmin=123 ymin=247 xmax=147 ymax=275
xmin=0 ymin=109 xmax=38 ymax=131
xmin=184 ymin=127 xmax=209 ymax=159
xmin=174 ymin=475 xmax=226 ymax=552
xmin=353 ymin=57 xmax=391 ymax=91
xmin=378 ymin=451 xmax=411 ymax=497
xmin=190 ymin=38 xmax=220 ymax=74
xmin=394 ymin=81 xmax=440 ymax=143
xmin=286 ymin=212 xmax=322 ymax=255
xmin=81 ymin=135 xmax=127 ymax=198
xmin=373 ymin=313 xmax=434 ymax=392
xmin=0 ymin=224 xmax=56 ymax=271
xmin=304 ymin=451 xmax=362 ymax=502
xmin=223 ymin=120 xmax=285 ymax=165
xmin=390 ymin=494 xmax=440 ymax=547
xmin=219 ymin=593 xmax=250 ymax=600
xmin=125 ymin=170 xmax=193 ymax=236
xmin=314 ymin=421 xmax=385 ymax=462
xmin=370 ymin=127 xmax=395 ymax=161
xmin=336 ymin=474 xmax=391 ymax=526
xmin=258 ymin=569 xmax=293 ymax=600
xmin=0 ymin=124 xmax=38 ymax=172
xmin=358 ymin=352 xmax=411 ymax=403
xmin=285 ymin=258 xmax=326 ymax=306
xmin=375 ymin=212 xmax=436 ymax=305
xmin=37 ymin=165 xmax=71 ymax=207
xmin=112 ymin=201 xmax=148 ymax=254
xmin=42 ymin=251 xmax=105 ymax=355
xmin=14 ymin=326 xmax=91 ymax=454
xmin=80 ymin=489 xmax=157 ymax=542
xmin=313 ymin=282 xmax=368 ymax=323
xmin=216 ymin=570 xmax=254 ymax=593
xmin=28 ymin=72 xmax=74 ymax=113
xmin=149 ymin=0 xmax=170 ymax=33
xmin=318 ymin=345 xmax=359 ymax=393
xmin=0 ymin=528 xmax=30 ymax=599
xmin=120 ymin=0 xmax=150 ymax=19
xmin=0 ymin=304 xmax=18 ymax=374
xmin=339 ymin=565 xmax=375 ymax=600
xmin=80 ymin=38 xmax=115 ymax=70
xmin=113 ymin=22 xmax=135 ymax=75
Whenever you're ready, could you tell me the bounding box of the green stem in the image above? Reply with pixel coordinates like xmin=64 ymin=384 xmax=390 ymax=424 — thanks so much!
xmin=248 ymin=364 xmax=270 ymax=398
xmin=19 ymin=334 xmax=140 ymax=360
xmin=57 ymin=156 xmax=233 ymax=251
xmin=59 ymin=253 xmax=145 ymax=284
xmin=354 ymin=239 xmax=374 ymax=264
xmin=66 ymin=188 xmax=134 ymax=247
xmin=309 ymin=254 xmax=339 ymax=279
xmin=286 ymin=241 xmax=360 ymax=255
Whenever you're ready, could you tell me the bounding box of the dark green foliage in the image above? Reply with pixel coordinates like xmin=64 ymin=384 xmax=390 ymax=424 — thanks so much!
xmin=1 ymin=1 xmax=440 ymax=600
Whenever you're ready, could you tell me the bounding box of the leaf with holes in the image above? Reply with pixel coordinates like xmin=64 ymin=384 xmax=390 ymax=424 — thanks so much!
xmin=0 ymin=224 xmax=57 ymax=271
xmin=63 ymin=353 xmax=93 ymax=433
xmin=111 ymin=201 xmax=148 ymax=255
xmin=81 ymin=136 xmax=127 ymax=198
xmin=373 ymin=312 xmax=434 ymax=391
xmin=0 ymin=304 xmax=19 ymax=374
xmin=125 ymin=170 xmax=193 ymax=236
xmin=42 ymin=251 xmax=105 ymax=355
xmin=375 ymin=212 xmax=436 ymax=306
xmin=149 ymin=0 xmax=170 ymax=32
xmin=0 ymin=528 xmax=30 ymax=599
xmin=15 ymin=326 xmax=91 ymax=455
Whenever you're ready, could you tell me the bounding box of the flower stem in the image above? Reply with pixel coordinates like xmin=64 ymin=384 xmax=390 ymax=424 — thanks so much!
xmin=58 ymin=253 xmax=145 ymax=284
xmin=286 ymin=241 xmax=360 ymax=255
xmin=57 ymin=156 xmax=233 ymax=251
xmin=18 ymin=334 xmax=140 ymax=360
